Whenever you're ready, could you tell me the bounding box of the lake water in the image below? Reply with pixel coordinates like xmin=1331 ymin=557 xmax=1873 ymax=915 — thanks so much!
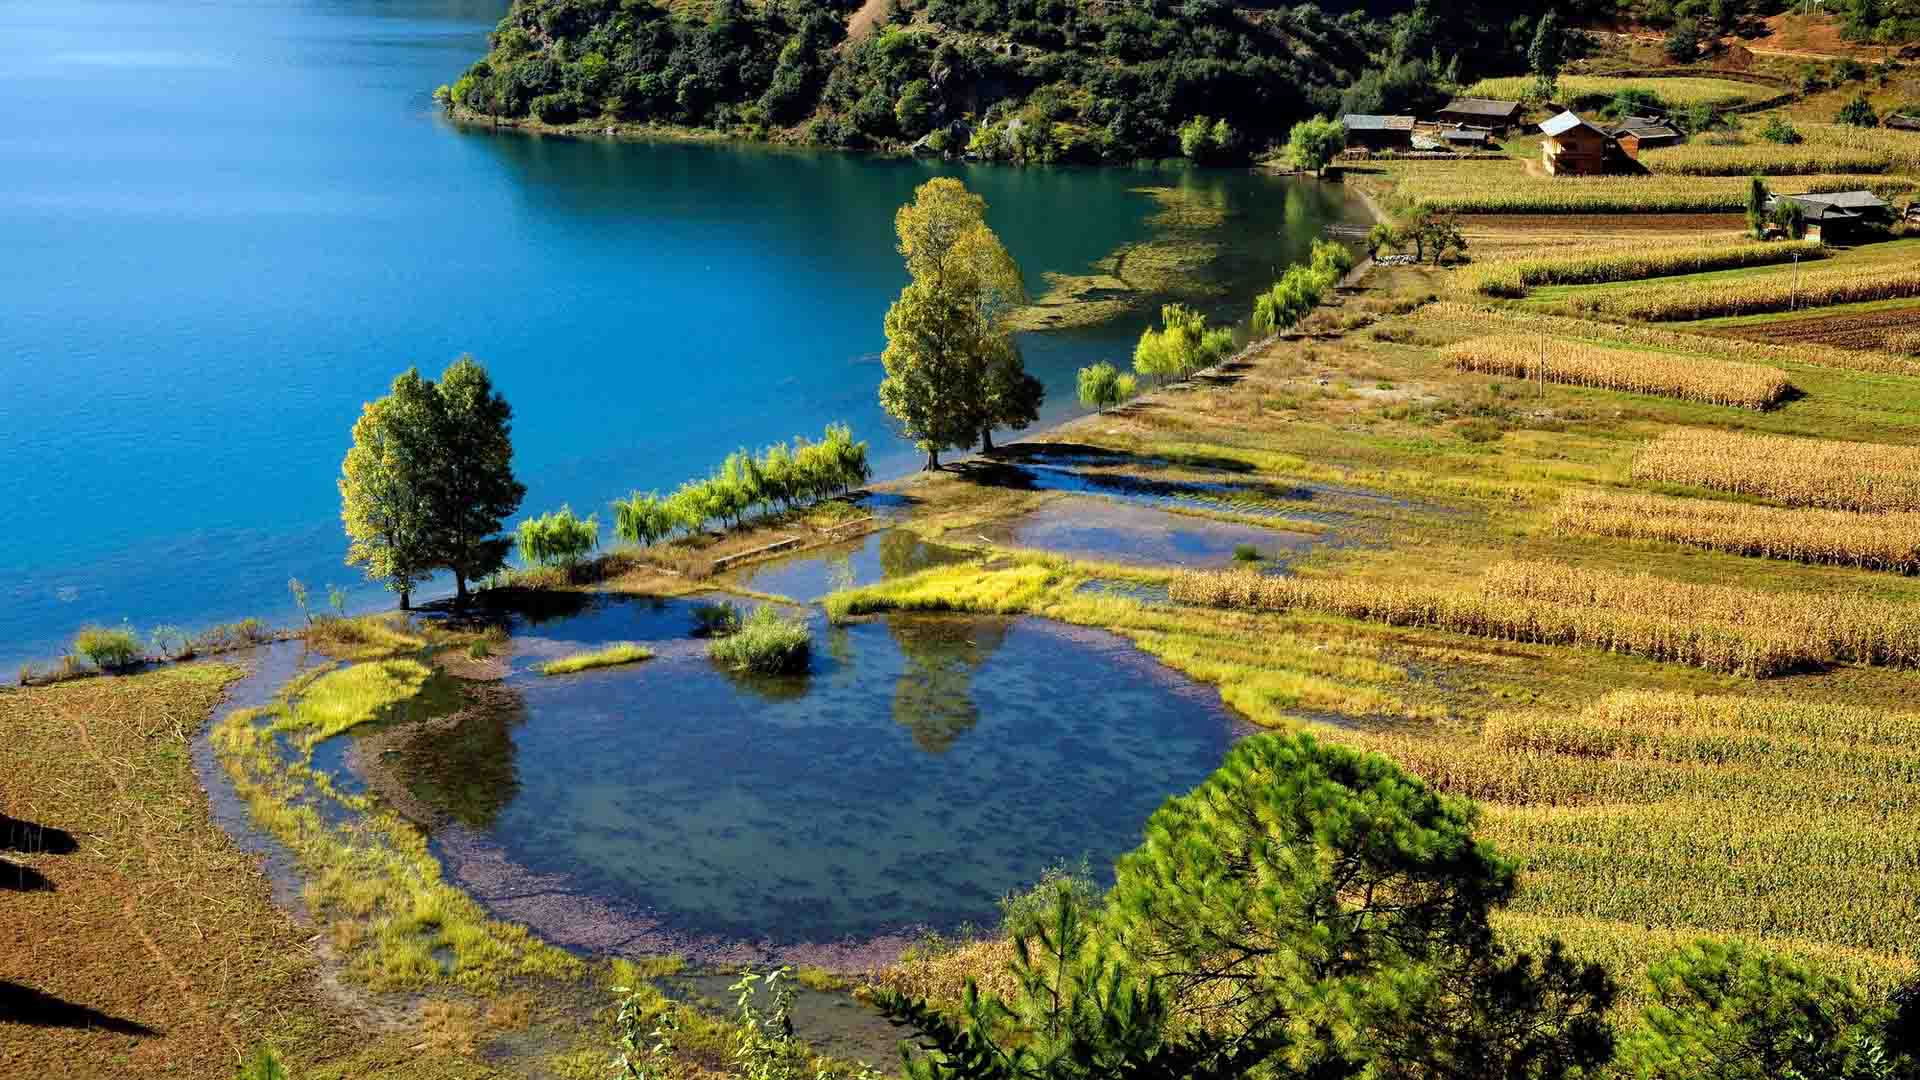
xmin=0 ymin=0 xmax=1367 ymax=673
xmin=375 ymin=599 xmax=1241 ymax=951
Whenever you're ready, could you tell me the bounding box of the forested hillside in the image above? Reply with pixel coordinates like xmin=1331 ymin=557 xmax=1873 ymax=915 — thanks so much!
xmin=442 ymin=0 xmax=1575 ymax=161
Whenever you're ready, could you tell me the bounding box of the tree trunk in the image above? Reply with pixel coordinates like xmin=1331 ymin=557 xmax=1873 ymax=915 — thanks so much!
xmin=980 ymin=428 xmax=994 ymax=453
xmin=454 ymin=572 xmax=469 ymax=609
xmin=924 ymin=449 xmax=940 ymax=471
xmin=400 ymin=588 xmax=411 ymax=611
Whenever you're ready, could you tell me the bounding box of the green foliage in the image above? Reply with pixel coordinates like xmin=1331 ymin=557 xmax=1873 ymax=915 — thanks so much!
xmin=326 ymin=584 xmax=347 ymax=618
xmin=516 ymin=505 xmax=598 ymax=569
xmin=1529 ymin=10 xmax=1563 ymax=101
xmin=1251 ymin=240 xmax=1354 ymax=336
xmin=1075 ymin=361 xmax=1136 ymax=413
xmin=690 ymin=600 xmax=743 ymax=637
xmin=614 ymin=424 xmax=868 ymax=542
xmin=1665 ymin=18 xmax=1702 ymax=63
xmin=1839 ymin=92 xmax=1881 ymax=129
xmin=1772 ymin=197 xmax=1808 ymax=240
xmin=74 ymin=624 xmax=142 ymax=672
xmin=1760 ymin=115 xmax=1804 ymax=145
xmin=1132 ymin=304 xmax=1233 ymax=383
xmin=879 ymin=179 xmax=1034 ymax=468
xmin=1284 ymin=115 xmax=1345 ymax=177
xmin=1178 ymin=116 xmax=1241 ymax=164
xmin=999 ymin=859 xmax=1101 ymax=941
xmin=1747 ymin=175 xmax=1770 ymax=239
xmin=708 ymin=605 xmax=811 ymax=674
xmin=541 ymin=642 xmax=651 ymax=675
xmin=288 ymin=577 xmax=311 ymax=624
xmin=235 ymin=1045 xmax=288 ymax=1080
xmin=1403 ymin=206 xmax=1468 ymax=265
xmin=1621 ymin=940 xmax=1870 ymax=1080
xmin=1232 ymin=543 xmax=1261 ymax=562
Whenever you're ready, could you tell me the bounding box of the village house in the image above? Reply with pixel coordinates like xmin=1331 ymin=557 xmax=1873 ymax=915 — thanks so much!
xmin=1441 ymin=128 xmax=1493 ymax=151
xmin=1769 ymin=190 xmax=1896 ymax=241
xmin=1434 ymin=97 xmax=1523 ymax=134
xmin=1611 ymin=115 xmax=1683 ymax=152
xmin=1888 ymin=113 xmax=1920 ymax=132
xmin=1341 ymin=114 xmax=1415 ymax=152
xmin=1541 ymin=110 xmax=1642 ymax=175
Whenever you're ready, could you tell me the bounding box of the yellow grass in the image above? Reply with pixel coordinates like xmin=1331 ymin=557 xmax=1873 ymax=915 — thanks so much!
xmin=1462 ymin=238 xmax=1824 ymax=297
xmin=1442 ymin=334 xmax=1792 ymax=409
xmin=1465 ymin=74 xmax=1770 ymax=108
xmin=1418 ymin=301 xmax=1920 ymax=378
xmin=1569 ymin=263 xmax=1920 ymax=321
xmin=1389 ymin=161 xmax=1917 ymax=213
xmin=1633 ymin=427 xmax=1920 ymax=512
xmin=1555 ymin=488 xmax=1920 ymax=572
xmin=539 ymin=642 xmax=653 ymax=675
xmin=1642 ymin=122 xmax=1920 ymax=176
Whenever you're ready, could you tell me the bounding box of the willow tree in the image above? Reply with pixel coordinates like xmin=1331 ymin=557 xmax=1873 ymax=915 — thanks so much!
xmin=339 ymin=394 xmax=433 ymax=610
xmin=879 ymin=178 xmax=1035 ymax=469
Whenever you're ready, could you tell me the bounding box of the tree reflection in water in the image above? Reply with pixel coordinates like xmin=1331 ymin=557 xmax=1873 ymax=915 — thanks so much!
xmin=394 ymin=683 xmax=528 ymax=830
xmin=887 ymin=615 xmax=1010 ymax=754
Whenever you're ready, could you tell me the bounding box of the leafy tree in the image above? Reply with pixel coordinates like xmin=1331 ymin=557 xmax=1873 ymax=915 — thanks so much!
xmin=1367 ymin=223 xmax=1404 ymax=258
xmin=1103 ymin=732 xmax=1615 ymax=1078
xmin=1665 ymin=18 xmax=1702 ymax=63
xmin=1132 ymin=304 xmax=1233 ymax=383
xmin=879 ymin=179 xmax=1032 ymax=470
xmin=613 ymin=492 xmax=685 ymax=547
xmin=1746 ymin=175 xmax=1769 ymax=239
xmin=1621 ymin=940 xmax=1868 ymax=1080
xmin=516 ymin=505 xmax=598 ymax=569
xmin=1076 ymin=361 xmax=1137 ymax=412
xmin=1760 ymin=115 xmax=1803 ymax=145
xmin=1771 ymin=197 xmax=1807 ymax=240
xmin=428 ymin=357 xmax=527 ymax=605
xmin=897 ymin=78 xmax=935 ymax=137
xmin=1529 ymin=10 xmax=1564 ymax=102
xmin=1285 ymin=116 xmax=1346 ymax=178
xmin=980 ymin=348 xmax=1043 ymax=452
xmin=1838 ymin=91 xmax=1881 ymax=128
xmin=1406 ymin=207 xmax=1468 ymax=265
xmin=1178 ymin=116 xmax=1241 ymax=164
xmin=339 ymin=391 xmax=434 ymax=610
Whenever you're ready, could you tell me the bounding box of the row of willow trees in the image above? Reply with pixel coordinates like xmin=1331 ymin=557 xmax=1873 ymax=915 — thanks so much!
xmin=611 ymin=425 xmax=871 ymax=547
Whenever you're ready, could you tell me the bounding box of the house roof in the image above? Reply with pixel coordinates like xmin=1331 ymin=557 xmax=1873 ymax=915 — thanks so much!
xmin=1613 ymin=118 xmax=1681 ymax=139
xmin=1774 ymin=191 xmax=1890 ymax=221
xmin=1442 ymin=129 xmax=1490 ymax=143
xmin=1342 ymin=114 xmax=1415 ymax=132
xmin=1440 ymin=97 xmax=1521 ymax=118
xmin=1541 ymin=110 xmax=1608 ymax=138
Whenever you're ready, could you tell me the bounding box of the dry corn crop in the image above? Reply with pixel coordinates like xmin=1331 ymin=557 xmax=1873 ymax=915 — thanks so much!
xmin=1443 ymin=335 xmax=1792 ymax=409
xmin=1555 ymin=488 xmax=1920 ymax=572
xmin=1633 ymin=427 xmax=1920 ymax=512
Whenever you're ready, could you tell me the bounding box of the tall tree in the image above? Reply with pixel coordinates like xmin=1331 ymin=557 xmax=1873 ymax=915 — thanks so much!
xmin=1286 ymin=116 xmax=1346 ymax=179
xmin=1529 ymin=11 xmax=1564 ymax=102
xmin=879 ymin=178 xmax=1033 ymax=470
xmin=339 ymin=391 xmax=434 ymax=610
xmin=428 ymin=356 xmax=526 ymax=606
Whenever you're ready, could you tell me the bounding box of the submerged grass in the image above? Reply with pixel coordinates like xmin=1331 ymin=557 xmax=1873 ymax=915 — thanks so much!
xmin=707 ymin=605 xmax=812 ymax=673
xmin=540 ymin=642 xmax=653 ymax=675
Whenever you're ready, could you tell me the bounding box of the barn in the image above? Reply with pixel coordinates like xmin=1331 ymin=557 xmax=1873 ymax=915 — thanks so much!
xmin=1341 ymin=115 xmax=1415 ymax=152
xmin=1434 ymin=97 xmax=1523 ymax=134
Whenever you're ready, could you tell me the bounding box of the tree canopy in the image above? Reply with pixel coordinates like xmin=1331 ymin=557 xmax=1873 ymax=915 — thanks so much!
xmin=879 ymin=179 xmax=1035 ymax=469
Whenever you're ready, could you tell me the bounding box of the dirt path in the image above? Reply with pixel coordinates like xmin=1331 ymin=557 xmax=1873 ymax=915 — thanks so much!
xmin=844 ymin=0 xmax=891 ymax=45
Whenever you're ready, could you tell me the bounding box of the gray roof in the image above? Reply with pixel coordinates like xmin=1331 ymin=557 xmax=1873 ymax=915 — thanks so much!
xmin=1442 ymin=129 xmax=1491 ymax=143
xmin=1540 ymin=110 xmax=1607 ymax=137
xmin=1342 ymin=114 xmax=1415 ymax=131
xmin=1613 ymin=118 xmax=1681 ymax=139
xmin=1440 ymin=97 xmax=1522 ymax=118
xmin=1798 ymin=190 xmax=1891 ymax=210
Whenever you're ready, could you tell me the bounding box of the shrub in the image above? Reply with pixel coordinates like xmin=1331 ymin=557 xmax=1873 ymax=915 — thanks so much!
xmin=73 ymin=625 xmax=142 ymax=671
xmin=540 ymin=642 xmax=652 ymax=675
xmin=707 ymin=605 xmax=811 ymax=674
xmin=1232 ymin=543 xmax=1261 ymax=562
xmin=516 ymin=505 xmax=599 ymax=569
xmin=531 ymin=90 xmax=587 ymax=124
xmin=1760 ymin=115 xmax=1804 ymax=145
xmin=1075 ymin=361 xmax=1136 ymax=412
xmin=1837 ymin=92 xmax=1880 ymax=128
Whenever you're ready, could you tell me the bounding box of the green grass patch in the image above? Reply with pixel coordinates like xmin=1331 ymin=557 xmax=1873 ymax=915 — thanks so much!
xmin=540 ymin=642 xmax=653 ymax=675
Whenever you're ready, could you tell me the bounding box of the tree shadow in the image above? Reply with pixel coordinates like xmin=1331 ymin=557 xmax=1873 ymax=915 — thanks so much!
xmin=0 ymin=981 xmax=158 ymax=1035
xmin=1 ymin=813 xmax=79 ymax=856
xmin=0 ymin=859 xmax=53 ymax=892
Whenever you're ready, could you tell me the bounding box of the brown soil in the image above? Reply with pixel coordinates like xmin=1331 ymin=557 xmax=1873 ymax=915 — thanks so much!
xmin=844 ymin=0 xmax=891 ymax=44
xmin=1717 ymin=301 xmax=1920 ymax=350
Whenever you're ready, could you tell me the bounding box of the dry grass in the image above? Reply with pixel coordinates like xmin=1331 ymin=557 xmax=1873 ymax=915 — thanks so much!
xmin=1633 ymin=427 xmax=1920 ymax=512
xmin=1641 ymin=122 xmax=1920 ymax=176
xmin=1555 ymin=488 xmax=1920 ymax=572
xmin=1462 ymin=239 xmax=1824 ymax=298
xmin=1442 ymin=335 xmax=1792 ymax=409
xmin=1568 ymin=263 xmax=1920 ymax=321
xmin=1388 ymin=160 xmax=1916 ymax=213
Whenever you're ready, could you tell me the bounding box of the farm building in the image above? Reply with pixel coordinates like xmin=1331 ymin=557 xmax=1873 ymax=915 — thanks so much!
xmin=1770 ymin=190 xmax=1895 ymax=241
xmin=1341 ymin=115 xmax=1415 ymax=151
xmin=1611 ymin=116 xmax=1683 ymax=151
xmin=1541 ymin=110 xmax=1641 ymax=175
xmin=1441 ymin=128 xmax=1493 ymax=150
xmin=1435 ymin=97 xmax=1523 ymax=133
xmin=1889 ymin=113 xmax=1920 ymax=132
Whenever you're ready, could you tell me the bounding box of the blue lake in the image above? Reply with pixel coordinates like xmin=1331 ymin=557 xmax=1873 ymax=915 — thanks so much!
xmin=0 ymin=0 xmax=1366 ymax=673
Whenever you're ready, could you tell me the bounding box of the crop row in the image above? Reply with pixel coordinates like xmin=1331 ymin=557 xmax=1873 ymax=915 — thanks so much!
xmin=1418 ymin=301 xmax=1920 ymax=378
xmin=1442 ymin=334 xmax=1791 ymax=409
xmin=1555 ymin=488 xmax=1920 ymax=572
xmin=1642 ymin=122 xmax=1920 ymax=176
xmin=1464 ymin=74 xmax=1769 ymax=108
xmin=1461 ymin=238 xmax=1824 ymax=297
xmin=1392 ymin=163 xmax=1917 ymax=214
xmin=1633 ymin=427 xmax=1920 ymax=512
xmin=1566 ymin=263 xmax=1920 ymax=321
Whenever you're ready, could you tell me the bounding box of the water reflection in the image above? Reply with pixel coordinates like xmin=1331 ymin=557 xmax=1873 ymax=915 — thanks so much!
xmin=390 ymin=687 xmax=528 ymax=830
xmin=887 ymin=616 xmax=1010 ymax=754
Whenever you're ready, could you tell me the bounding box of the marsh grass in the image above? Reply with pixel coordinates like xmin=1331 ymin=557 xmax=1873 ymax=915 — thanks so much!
xmin=540 ymin=642 xmax=653 ymax=675
xmin=304 ymin=611 xmax=427 ymax=659
xmin=707 ymin=606 xmax=811 ymax=674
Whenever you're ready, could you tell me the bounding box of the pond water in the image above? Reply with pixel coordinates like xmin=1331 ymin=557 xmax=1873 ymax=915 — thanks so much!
xmin=968 ymin=497 xmax=1318 ymax=570
xmin=365 ymin=597 xmax=1240 ymax=957
xmin=725 ymin=529 xmax=973 ymax=601
xmin=0 ymin=0 xmax=1369 ymax=675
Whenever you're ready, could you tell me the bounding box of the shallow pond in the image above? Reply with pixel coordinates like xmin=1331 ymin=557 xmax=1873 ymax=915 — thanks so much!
xmin=725 ymin=529 xmax=972 ymax=601
xmin=364 ymin=597 xmax=1241 ymax=963
xmin=965 ymin=496 xmax=1317 ymax=570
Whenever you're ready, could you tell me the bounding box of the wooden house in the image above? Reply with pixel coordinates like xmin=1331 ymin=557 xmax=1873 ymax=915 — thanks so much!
xmin=1541 ymin=111 xmax=1627 ymax=175
xmin=1441 ymin=128 xmax=1493 ymax=151
xmin=1611 ymin=116 xmax=1683 ymax=151
xmin=1341 ymin=114 xmax=1415 ymax=152
xmin=1434 ymin=97 xmax=1523 ymax=134
xmin=1888 ymin=114 xmax=1920 ymax=132
xmin=1770 ymin=190 xmax=1895 ymax=241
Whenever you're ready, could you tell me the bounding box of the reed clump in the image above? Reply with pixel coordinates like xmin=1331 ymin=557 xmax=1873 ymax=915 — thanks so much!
xmin=1570 ymin=264 xmax=1920 ymax=321
xmin=1442 ymin=335 xmax=1791 ymax=409
xmin=1632 ymin=428 xmax=1920 ymax=512
xmin=707 ymin=605 xmax=812 ymax=674
xmin=1462 ymin=239 xmax=1823 ymax=298
xmin=540 ymin=642 xmax=653 ymax=676
xmin=1555 ymin=488 xmax=1920 ymax=573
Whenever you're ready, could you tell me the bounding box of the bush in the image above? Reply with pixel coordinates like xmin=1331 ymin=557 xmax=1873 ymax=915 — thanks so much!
xmin=1076 ymin=360 xmax=1137 ymax=412
xmin=516 ymin=505 xmax=599 ymax=569
xmin=1837 ymin=92 xmax=1880 ymax=128
xmin=531 ymin=90 xmax=587 ymax=124
xmin=707 ymin=605 xmax=811 ymax=674
xmin=74 ymin=625 xmax=142 ymax=671
xmin=1759 ymin=115 xmax=1803 ymax=145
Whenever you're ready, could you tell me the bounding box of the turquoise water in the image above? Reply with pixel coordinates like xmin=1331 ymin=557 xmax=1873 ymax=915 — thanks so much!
xmin=0 ymin=0 xmax=1364 ymax=673
xmin=384 ymin=599 xmax=1240 ymax=947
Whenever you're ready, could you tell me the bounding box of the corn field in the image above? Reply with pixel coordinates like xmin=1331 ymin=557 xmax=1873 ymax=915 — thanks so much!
xmin=1642 ymin=122 xmax=1920 ymax=176
xmin=1555 ymin=488 xmax=1920 ymax=572
xmin=1462 ymin=239 xmax=1825 ymax=298
xmin=1392 ymin=162 xmax=1917 ymax=214
xmin=1569 ymin=263 xmax=1920 ymax=321
xmin=1418 ymin=301 xmax=1920 ymax=378
xmin=1442 ymin=335 xmax=1792 ymax=409
xmin=1465 ymin=74 xmax=1769 ymax=108
xmin=1633 ymin=427 xmax=1920 ymax=512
